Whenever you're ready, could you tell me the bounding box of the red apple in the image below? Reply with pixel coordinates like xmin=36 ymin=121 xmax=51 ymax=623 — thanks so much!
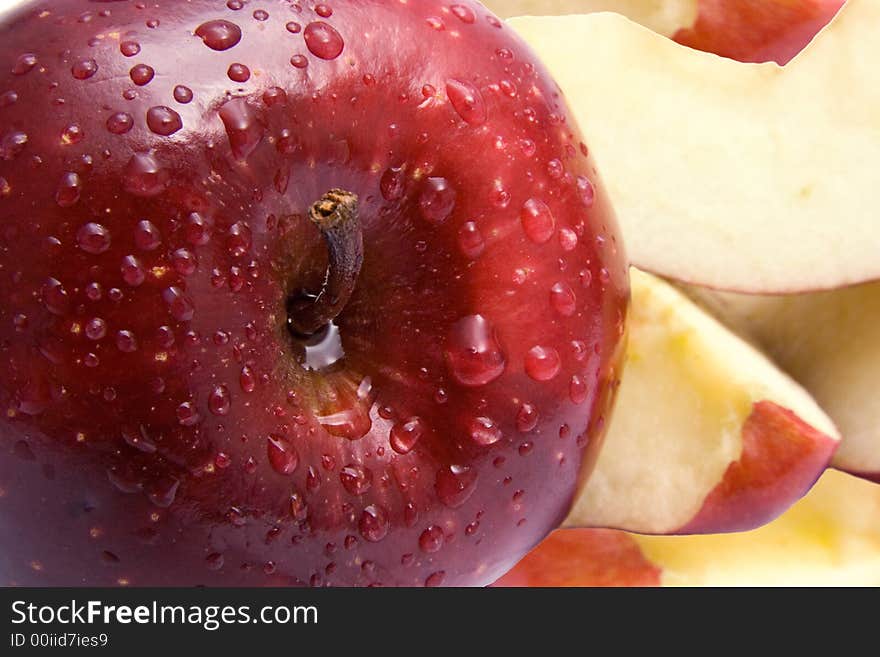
xmin=0 ymin=0 xmax=627 ymax=586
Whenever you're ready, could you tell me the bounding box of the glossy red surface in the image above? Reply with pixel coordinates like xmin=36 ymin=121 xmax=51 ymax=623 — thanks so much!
xmin=0 ymin=0 xmax=628 ymax=586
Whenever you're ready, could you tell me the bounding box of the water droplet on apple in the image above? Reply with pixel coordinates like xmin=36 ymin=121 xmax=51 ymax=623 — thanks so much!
xmin=419 ymin=525 xmax=444 ymax=553
xmin=116 ymin=330 xmax=138 ymax=352
xmin=340 ymin=464 xmax=372 ymax=495
xmin=569 ymin=375 xmax=588 ymax=405
xmin=436 ymin=464 xmax=477 ymax=509
xmin=521 ymin=198 xmax=555 ymax=244
xmin=77 ymin=222 xmax=111 ymax=254
xmin=163 ymin=286 xmax=194 ymax=322
xmin=121 ymin=255 xmax=146 ymax=286
xmin=318 ymin=407 xmax=371 ymax=440
xmin=148 ymin=478 xmax=179 ymax=508
xmin=267 ymin=436 xmax=299 ymax=475
xmin=226 ymin=221 xmax=252 ymax=258
xmin=61 ymin=123 xmax=84 ymax=145
xmin=457 ymin=221 xmax=485 ymax=259
xmin=1 ymin=131 xmax=28 ymax=160
xmin=122 ymin=425 xmax=157 ymax=454
xmin=207 ymin=385 xmax=231 ymax=416
xmin=286 ymin=21 xmax=302 ymax=34
xmin=56 ymin=172 xmax=82 ymax=207
xmin=516 ymin=403 xmax=539 ymax=432
xmin=173 ymin=85 xmax=194 ymax=104
xmin=379 ymin=166 xmax=406 ymax=201
xmin=12 ymin=53 xmax=37 ymax=76
xmin=130 ymin=63 xmax=154 ymax=86
xmin=147 ymin=106 xmax=182 ymax=135
xmin=425 ymin=571 xmax=445 ymax=587
xmin=72 ymin=58 xmax=98 ymax=80
xmin=85 ymin=317 xmax=107 ymax=340
xmin=389 ymin=417 xmax=424 ymax=455
xmin=359 ymin=505 xmax=388 ymax=542
xmin=219 ymin=98 xmax=263 ymax=159
xmin=304 ymin=21 xmax=344 ymax=60
xmin=123 ymin=152 xmax=169 ymax=197
xmin=524 ymin=346 xmax=561 ymax=381
xmin=446 ymin=79 xmax=486 ymax=126
xmin=206 ymin=553 xmax=224 ymax=571
xmin=577 ymin=175 xmax=595 ymax=207
xmin=120 ymin=40 xmax=140 ymax=57
xmin=550 ymin=282 xmax=576 ymax=317
xmin=171 ymin=248 xmax=197 ymax=276
xmin=106 ymin=112 xmax=134 ymax=135
xmin=195 ymin=19 xmax=242 ymax=51
xmin=469 ymin=416 xmax=502 ymax=446
xmin=176 ymin=401 xmax=200 ymax=426
xmin=445 ymin=315 xmax=505 ymax=387
xmin=227 ymin=63 xmax=250 ymax=82
xmin=450 ymin=4 xmax=476 ymax=23
xmin=290 ymin=54 xmax=309 ymax=69
xmin=186 ymin=212 xmax=212 ymax=245
xmin=240 ymin=365 xmax=256 ymax=393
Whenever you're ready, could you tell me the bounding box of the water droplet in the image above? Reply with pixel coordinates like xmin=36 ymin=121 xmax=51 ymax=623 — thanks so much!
xmin=253 ymin=9 xmax=269 ymax=21
xmin=419 ymin=525 xmax=444 ymax=553
xmin=390 ymin=417 xmax=424 ymax=455
xmin=146 ymin=18 xmax=160 ymax=29
xmin=450 ymin=5 xmax=476 ymax=23
xmin=85 ymin=317 xmax=107 ymax=340
xmin=290 ymin=54 xmax=309 ymax=69
xmin=240 ymin=365 xmax=256 ymax=392
xmin=128 ymin=64 xmax=156 ymax=87
xmin=171 ymin=248 xmax=197 ymax=276
xmin=134 ymin=220 xmax=161 ymax=251
xmin=519 ymin=441 xmax=534 ymax=456
xmin=521 ymin=198 xmax=555 ymax=244
xmin=469 ymin=416 xmax=503 ymax=447
xmin=419 ymin=177 xmax=455 ymax=224
xmin=267 ymin=436 xmax=299 ymax=475
xmin=206 ymin=553 xmax=224 ymax=570
xmin=577 ymin=176 xmax=595 ymax=207
xmin=208 ymin=385 xmax=231 ymax=416
xmin=84 ymin=352 xmax=100 ymax=368
xmin=227 ymin=0 xmax=244 ymax=9
xmin=228 ymin=62 xmax=250 ymax=82
xmin=516 ymin=403 xmax=539 ymax=432
xmin=116 ymin=329 xmax=138 ymax=352
xmin=340 ymin=464 xmax=372 ymax=496
xmin=163 ymin=286 xmax=194 ymax=322
xmin=0 ymin=131 xmax=28 ymax=160
xmin=457 ymin=221 xmax=485 ymax=259
xmin=121 ymin=255 xmax=146 ymax=286
xmin=61 ymin=123 xmax=84 ymax=145
xmin=186 ymin=212 xmax=212 ymax=245
xmin=525 ymin=346 xmax=561 ymax=381
xmin=569 ymin=375 xmax=588 ymax=405
xmin=359 ymin=505 xmax=388 ymax=542
xmin=304 ymin=22 xmax=344 ymax=60
xmin=0 ymin=90 xmax=17 ymax=107
xmin=226 ymin=221 xmax=252 ymax=257
xmin=559 ymin=227 xmax=578 ymax=252
xmin=261 ymin=88 xmax=287 ymax=108
xmin=436 ymin=464 xmax=477 ymax=509
xmin=172 ymin=85 xmax=193 ymax=104
xmin=77 ymin=222 xmax=111 ymax=254
xmin=12 ymin=53 xmax=37 ymax=76
xmin=550 ymin=282 xmax=576 ymax=317
xmin=445 ymin=315 xmax=505 ymax=387
xmin=72 ymin=58 xmax=98 ymax=80
xmin=446 ymin=79 xmax=486 ymax=126
xmin=219 ymin=98 xmax=263 ymax=159
xmin=425 ymin=571 xmax=445 ymax=587
xmin=195 ymin=19 xmax=242 ymax=51
xmin=379 ymin=166 xmax=406 ymax=201
xmin=286 ymin=21 xmax=302 ymax=34
xmin=148 ymin=477 xmax=179 ymax=508
xmin=176 ymin=401 xmax=201 ymax=426
xmin=547 ymin=158 xmax=564 ymax=179
xmin=107 ymin=112 xmax=134 ymax=135
xmin=123 ymin=152 xmax=169 ymax=197
xmin=120 ymin=40 xmax=140 ymax=57
xmin=122 ymin=425 xmax=156 ymax=453
xmin=42 ymin=279 xmax=70 ymax=315
xmin=147 ymin=106 xmax=182 ymax=135
xmin=56 ymin=172 xmax=82 ymax=207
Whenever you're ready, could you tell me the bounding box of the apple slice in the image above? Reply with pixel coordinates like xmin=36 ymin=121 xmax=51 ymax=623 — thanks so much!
xmin=684 ymin=282 xmax=880 ymax=482
xmin=497 ymin=469 xmax=880 ymax=586
xmin=509 ymin=1 xmax=880 ymax=293
xmin=484 ymin=0 xmax=698 ymax=36
xmin=562 ymin=270 xmax=839 ymax=534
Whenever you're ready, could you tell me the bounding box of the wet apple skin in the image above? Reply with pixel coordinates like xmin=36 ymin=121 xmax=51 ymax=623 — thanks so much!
xmin=0 ymin=0 xmax=628 ymax=586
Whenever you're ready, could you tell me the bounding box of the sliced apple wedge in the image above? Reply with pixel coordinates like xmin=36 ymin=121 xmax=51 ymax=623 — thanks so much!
xmin=485 ymin=0 xmax=698 ymax=36
xmin=497 ymin=470 xmax=880 ymax=586
xmin=509 ymin=0 xmax=880 ymax=293
xmin=684 ymin=281 xmax=880 ymax=481
xmin=563 ymin=270 xmax=839 ymax=534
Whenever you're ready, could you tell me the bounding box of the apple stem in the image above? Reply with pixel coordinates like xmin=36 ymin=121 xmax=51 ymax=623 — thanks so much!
xmin=288 ymin=189 xmax=363 ymax=337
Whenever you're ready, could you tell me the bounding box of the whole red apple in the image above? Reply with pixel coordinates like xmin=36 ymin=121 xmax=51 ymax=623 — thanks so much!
xmin=0 ymin=0 xmax=627 ymax=586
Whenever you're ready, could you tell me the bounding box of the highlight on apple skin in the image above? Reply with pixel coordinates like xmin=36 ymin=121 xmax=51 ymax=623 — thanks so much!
xmin=0 ymin=0 xmax=629 ymax=586
xmin=562 ymin=271 xmax=839 ymax=536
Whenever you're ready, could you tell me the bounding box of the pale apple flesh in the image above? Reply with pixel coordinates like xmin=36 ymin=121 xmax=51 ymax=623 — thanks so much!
xmin=684 ymin=282 xmax=880 ymax=483
xmin=500 ymin=470 xmax=880 ymax=586
xmin=563 ymin=270 xmax=839 ymax=535
xmin=509 ymin=0 xmax=880 ymax=293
